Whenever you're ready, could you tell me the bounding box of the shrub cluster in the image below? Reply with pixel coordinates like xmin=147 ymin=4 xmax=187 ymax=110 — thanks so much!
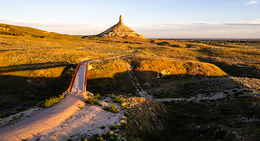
xmin=109 ymin=125 xmax=118 ymax=130
xmin=89 ymin=130 xmax=125 ymax=141
xmin=157 ymin=41 xmax=170 ymax=45
xmin=113 ymin=96 xmax=125 ymax=103
xmin=103 ymin=104 xmax=119 ymax=114
xmin=84 ymin=93 xmax=102 ymax=105
xmin=42 ymin=94 xmax=64 ymax=108
xmin=85 ymin=97 xmax=99 ymax=105
xmin=107 ymin=94 xmax=126 ymax=103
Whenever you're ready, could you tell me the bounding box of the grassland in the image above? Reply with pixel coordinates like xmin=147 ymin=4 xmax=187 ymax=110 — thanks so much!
xmin=0 ymin=23 xmax=260 ymax=140
xmin=163 ymin=98 xmax=260 ymax=141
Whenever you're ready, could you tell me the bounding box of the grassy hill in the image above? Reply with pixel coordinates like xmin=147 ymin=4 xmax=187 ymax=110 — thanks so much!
xmin=0 ymin=23 xmax=260 ymax=140
xmin=0 ymin=23 xmax=75 ymax=38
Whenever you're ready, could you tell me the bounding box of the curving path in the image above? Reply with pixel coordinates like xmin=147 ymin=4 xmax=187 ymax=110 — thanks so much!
xmin=0 ymin=51 xmax=138 ymax=141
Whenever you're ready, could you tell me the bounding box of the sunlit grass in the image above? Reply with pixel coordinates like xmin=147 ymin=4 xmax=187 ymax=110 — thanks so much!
xmin=1 ymin=23 xmax=260 ymax=116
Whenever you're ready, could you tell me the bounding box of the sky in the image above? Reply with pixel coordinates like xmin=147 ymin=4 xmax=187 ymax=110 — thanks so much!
xmin=0 ymin=0 xmax=260 ymax=38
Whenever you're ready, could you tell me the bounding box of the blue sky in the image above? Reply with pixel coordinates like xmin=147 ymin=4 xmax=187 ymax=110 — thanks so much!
xmin=0 ymin=0 xmax=260 ymax=38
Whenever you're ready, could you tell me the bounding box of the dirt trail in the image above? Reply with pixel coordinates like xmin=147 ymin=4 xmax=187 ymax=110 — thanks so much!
xmin=28 ymin=98 xmax=124 ymax=141
xmin=0 ymin=92 xmax=85 ymax=141
xmin=0 ymin=63 xmax=90 ymax=141
xmin=125 ymin=61 xmax=153 ymax=99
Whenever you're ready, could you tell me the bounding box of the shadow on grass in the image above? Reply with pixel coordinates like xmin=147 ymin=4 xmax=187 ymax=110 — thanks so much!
xmin=0 ymin=63 xmax=76 ymax=117
xmin=87 ymin=71 xmax=137 ymax=95
xmin=0 ymin=49 xmax=26 ymax=52
xmin=87 ymin=69 xmax=245 ymax=99
xmin=0 ymin=62 xmax=67 ymax=73
xmin=198 ymin=57 xmax=260 ymax=79
xmin=162 ymin=98 xmax=260 ymax=141
xmin=0 ymin=68 xmax=224 ymax=116
xmin=0 ymin=62 xmax=255 ymax=118
xmin=0 ymin=62 xmax=258 ymax=141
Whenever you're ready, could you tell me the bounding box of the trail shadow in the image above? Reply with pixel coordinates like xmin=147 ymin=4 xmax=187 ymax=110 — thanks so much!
xmin=0 ymin=62 xmax=67 ymax=73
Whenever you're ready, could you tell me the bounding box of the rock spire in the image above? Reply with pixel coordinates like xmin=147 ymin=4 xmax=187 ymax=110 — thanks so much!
xmin=98 ymin=15 xmax=146 ymax=39
xmin=119 ymin=15 xmax=123 ymax=24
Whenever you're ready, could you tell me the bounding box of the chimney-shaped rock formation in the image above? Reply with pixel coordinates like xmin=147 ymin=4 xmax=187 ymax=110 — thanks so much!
xmin=98 ymin=15 xmax=146 ymax=39
xmin=119 ymin=15 xmax=123 ymax=24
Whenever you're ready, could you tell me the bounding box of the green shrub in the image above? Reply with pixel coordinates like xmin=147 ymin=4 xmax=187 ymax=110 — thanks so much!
xmin=103 ymin=104 xmax=119 ymax=114
xmin=119 ymin=119 xmax=128 ymax=129
xmin=42 ymin=94 xmax=64 ymax=108
xmin=110 ymin=105 xmax=120 ymax=113
xmin=109 ymin=125 xmax=118 ymax=130
xmin=36 ymin=101 xmax=44 ymax=107
xmin=94 ymin=93 xmax=101 ymax=99
xmin=113 ymin=96 xmax=124 ymax=103
xmin=85 ymin=97 xmax=100 ymax=105
xmin=89 ymin=136 xmax=104 ymax=141
xmin=157 ymin=41 xmax=169 ymax=45
xmin=170 ymin=44 xmax=181 ymax=47
xmin=121 ymin=102 xmax=127 ymax=109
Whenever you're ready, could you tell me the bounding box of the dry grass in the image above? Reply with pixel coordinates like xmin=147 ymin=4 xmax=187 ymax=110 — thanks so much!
xmin=42 ymin=94 xmax=64 ymax=108
xmin=134 ymin=59 xmax=227 ymax=77
xmin=1 ymin=23 xmax=260 ymax=117
xmin=87 ymin=58 xmax=136 ymax=95
xmin=121 ymin=97 xmax=167 ymax=140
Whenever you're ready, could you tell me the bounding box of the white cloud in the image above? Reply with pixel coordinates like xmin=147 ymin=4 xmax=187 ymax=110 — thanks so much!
xmin=245 ymin=0 xmax=258 ymax=5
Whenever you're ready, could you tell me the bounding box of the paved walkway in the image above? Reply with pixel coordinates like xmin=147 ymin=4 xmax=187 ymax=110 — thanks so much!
xmin=71 ymin=63 xmax=87 ymax=93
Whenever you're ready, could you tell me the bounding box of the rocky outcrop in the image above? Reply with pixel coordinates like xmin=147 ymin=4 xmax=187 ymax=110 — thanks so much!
xmin=99 ymin=15 xmax=146 ymax=39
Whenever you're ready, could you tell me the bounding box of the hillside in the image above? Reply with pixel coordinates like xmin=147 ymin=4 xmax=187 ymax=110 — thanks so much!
xmin=0 ymin=23 xmax=78 ymax=39
xmin=0 ymin=23 xmax=260 ymax=140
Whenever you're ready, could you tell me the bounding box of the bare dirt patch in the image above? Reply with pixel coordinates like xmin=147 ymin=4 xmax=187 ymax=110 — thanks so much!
xmin=28 ymin=98 xmax=124 ymax=141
